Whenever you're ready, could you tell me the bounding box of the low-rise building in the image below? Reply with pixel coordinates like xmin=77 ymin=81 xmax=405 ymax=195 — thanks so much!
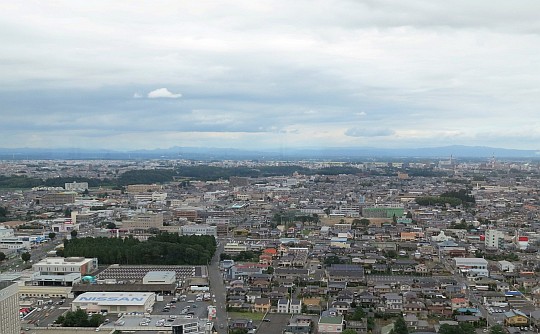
xmin=72 ymin=292 xmax=155 ymax=313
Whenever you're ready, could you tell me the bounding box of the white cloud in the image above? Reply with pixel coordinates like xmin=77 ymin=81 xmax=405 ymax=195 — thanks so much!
xmin=2 ymin=1 xmax=540 ymax=149
xmin=147 ymin=88 xmax=182 ymax=99
xmin=345 ymin=127 xmax=395 ymax=137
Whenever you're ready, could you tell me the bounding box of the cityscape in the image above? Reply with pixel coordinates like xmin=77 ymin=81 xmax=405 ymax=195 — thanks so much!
xmin=2 ymin=157 xmax=540 ymax=334
xmin=3 ymin=2 xmax=540 ymax=334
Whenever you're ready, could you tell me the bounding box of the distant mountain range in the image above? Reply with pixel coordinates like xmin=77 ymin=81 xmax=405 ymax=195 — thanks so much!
xmin=0 ymin=145 xmax=538 ymax=160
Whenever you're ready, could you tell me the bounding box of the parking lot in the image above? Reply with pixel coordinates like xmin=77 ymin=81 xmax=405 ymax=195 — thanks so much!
xmin=21 ymin=297 xmax=72 ymax=328
xmin=152 ymin=292 xmax=213 ymax=319
xmin=256 ymin=313 xmax=291 ymax=334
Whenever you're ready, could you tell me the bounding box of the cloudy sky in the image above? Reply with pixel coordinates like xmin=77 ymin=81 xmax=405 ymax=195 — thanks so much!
xmin=2 ymin=1 xmax=540 ymax=151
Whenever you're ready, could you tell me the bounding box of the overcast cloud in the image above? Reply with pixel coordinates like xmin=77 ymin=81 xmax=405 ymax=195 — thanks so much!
xmin=1 ymin=1 xmax=540 ymax=150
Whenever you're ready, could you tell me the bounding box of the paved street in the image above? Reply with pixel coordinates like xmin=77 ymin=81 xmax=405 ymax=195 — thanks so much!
xmin=208 ymin=241 xmax=227 ymax=334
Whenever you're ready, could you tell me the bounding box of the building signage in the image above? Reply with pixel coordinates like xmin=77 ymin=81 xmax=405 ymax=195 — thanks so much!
xmin=79 ymin=297 xmax=144 ymax=302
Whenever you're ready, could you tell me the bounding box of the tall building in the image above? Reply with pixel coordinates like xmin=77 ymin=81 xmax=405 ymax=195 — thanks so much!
xmin=485 ymin=229 xmax=505 ymax=249
xmin=0 ymin=282 xmax=20 ymax=334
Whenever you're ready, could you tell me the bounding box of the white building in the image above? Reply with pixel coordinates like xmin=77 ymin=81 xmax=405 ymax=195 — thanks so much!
xmin=224 ymin=243 xmax=248 ymax=255
xmin=278 ymin=299 xmax=290 ymax=313
xmin=205 ymin=217 xmax=230 ymax=225
xmin=0 ymin=225 xmax=14 ymax=238
xmin=498 ymin=260 xmax=516 ymax=273
xmin=132 ymin=192 xmax=168 ymax=202
xmin=0 ymin=236 xmax=31 ymax=251
xmin=454 ymin=258 xmax=489 ymax=277
xmin=72 ymin=292 xmax=155 ymax=313
xmin=290 ymin=299 xmax=302 ymax=314
xmin=485 ymin=229 xmax=505 ymax=249
xmin=65 ymin=182 xmax=89 ymax=191
xmin=31 ymin=257 xmax=98 ymax=286
xmin=51 ymin=218 xmax=79 ymax=233
xmin=143 ymin=271 xmax=176 ymax=285
xmin=0 ymin=282 xmax=19 ymax=334
xmin=181 ymin=224 xmax=217 ymax=237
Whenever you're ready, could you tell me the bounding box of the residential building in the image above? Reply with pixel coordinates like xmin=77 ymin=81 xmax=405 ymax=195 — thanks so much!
xmin=318 ymin=315 xmax=345 ymax=334
xmin=453 ymin=258 xmax=489 ymax=277
xmin=485 ymin=229 xmax=504 ymax=249
xmin=39 ymin=191 xmax=76 ymax=206
xmin=278 ymin=298 xmax=290 ymax=313
xmin=0 ymin=282 xmax=19 ymax=334
xmin=290 ymin=299 xmax=302 ymax=314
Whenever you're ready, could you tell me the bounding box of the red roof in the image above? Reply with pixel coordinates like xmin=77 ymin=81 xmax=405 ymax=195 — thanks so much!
xmin=263 ymin=248 xmax=277 ymax=255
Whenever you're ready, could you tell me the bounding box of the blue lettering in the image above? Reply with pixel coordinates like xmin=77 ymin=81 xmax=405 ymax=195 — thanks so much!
xmin=79 ymin=296 xmax=145 ymax=302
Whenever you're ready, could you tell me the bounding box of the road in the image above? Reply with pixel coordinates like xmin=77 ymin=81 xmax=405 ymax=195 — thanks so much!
xmin=208 ymin=241 xmax=227 ymax=334
xmin=0 ymin=238 xmax=62 ymax=273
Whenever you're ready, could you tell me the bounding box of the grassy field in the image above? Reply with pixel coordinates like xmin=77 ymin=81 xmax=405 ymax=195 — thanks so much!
xmin=228 ymin=312 xmax=266 ymax=321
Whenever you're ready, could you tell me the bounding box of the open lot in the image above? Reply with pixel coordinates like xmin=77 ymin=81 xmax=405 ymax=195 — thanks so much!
xmin=256 ymin=313 xmax=290 ymax=334
xmin=229 ymin=312 xmax=266 ymax=321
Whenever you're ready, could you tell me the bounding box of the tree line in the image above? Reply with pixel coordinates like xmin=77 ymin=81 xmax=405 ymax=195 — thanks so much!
xmin=0 ymin=165 xmax=363 ymax=189
xmin=415 ymin=188 xmax=475 ymax=208
xmin=63 ymin=233 xmax=216 ymax=265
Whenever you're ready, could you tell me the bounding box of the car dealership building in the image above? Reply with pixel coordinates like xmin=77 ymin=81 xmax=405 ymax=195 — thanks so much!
xmin=72 ymin=292 xmax=155 ymax=313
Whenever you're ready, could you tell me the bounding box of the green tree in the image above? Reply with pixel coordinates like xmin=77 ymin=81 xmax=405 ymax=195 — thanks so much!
xmin=348 ymin=307 xmax=366 ymax=321
xmin=439 ymin=323 xmax=475 ymax=334
xmin=0 ymin=252 xmax=6 ymax=262
xmin=367 ymin=318 xmax=375 ymax=331
xmin=106 ymin=222 xmax=117 ymax=229
xmin=64 ymin=208 xmax=72 ymax=217
xmin=21 ymin=252 xmax=31 ymax=263
xmin=48 ymin=232 xmax=56 ymax=240
xmin=266 ymin=266 xmax=274 ymax=274
xmin=229 ymin=329 xmax=248 ymax=334
xmin=390 ymin=315 xmax=409 ymax=334
xmin=342 ymin=330 xmax=357 ymax=334
xmin=70 ymin=230 xmax=78 ymax=238
xmin=490 ymin=325 xmax=505 ymax=334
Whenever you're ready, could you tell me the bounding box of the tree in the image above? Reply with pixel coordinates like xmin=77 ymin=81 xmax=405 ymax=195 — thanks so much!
xmin=390 ymin=315 xmax=409 ymax=334
xmin=70 ymin=230 xmax=78 ymax=238
xmin=229 ymin=329 xmax=248 ymax=334
xmin=106 ymin=222 xmax=117 ymax=229
xmin=342 ymin=330 xmax=357 ymax=334
xmin=64 ymin=208 xmax=72 ymax=218
xmin=348 ymin=307 xmax=366 ymax=321
xmin=266 ymin=266 xmax=274 ymax=274
xmin=490 ymin=325 xmax=505 ymax=334
xmin=21 ymin=252 xmax=31 ymax=263
xmin=439 ymin=323 xmax=475 ymax=334
xmin=48 ymin=232 xmax=56 ymax=240
xmin=0 ymin=252 xmax=6 ymax=262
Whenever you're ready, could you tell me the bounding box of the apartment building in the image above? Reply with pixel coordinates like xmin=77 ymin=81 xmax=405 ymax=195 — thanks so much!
xmin=0 ymin=282 xmax=20 ymax=334
xmin=39 ymin=191 xmax=76 ymax=206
